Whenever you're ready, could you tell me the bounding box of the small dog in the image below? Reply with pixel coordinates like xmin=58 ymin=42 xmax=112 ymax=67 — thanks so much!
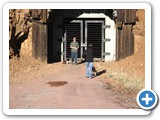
xmin=92 ymin=66 xmax=97 ymax=76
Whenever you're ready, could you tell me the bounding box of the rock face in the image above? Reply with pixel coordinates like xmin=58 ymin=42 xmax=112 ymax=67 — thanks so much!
xmin=9 ymin=9 xmax=32 ymax=59
xmin=133 ymin=9 xmax=145 ymax=54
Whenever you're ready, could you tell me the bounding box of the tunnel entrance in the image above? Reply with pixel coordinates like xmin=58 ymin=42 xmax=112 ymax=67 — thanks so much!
xmin=63 ymin=19 xmax=104 ymax=61
xmin=31 ymin=9 xmax=136 ymax=63
xmin=47 ymin=9 xmax=116 ymax=63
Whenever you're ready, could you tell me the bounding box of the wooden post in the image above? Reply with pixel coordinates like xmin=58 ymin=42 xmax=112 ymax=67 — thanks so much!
xmin=31 ymin=9 xmax=48 ymax=63
xmin=116 ymin=9 xmax=136 ymax=60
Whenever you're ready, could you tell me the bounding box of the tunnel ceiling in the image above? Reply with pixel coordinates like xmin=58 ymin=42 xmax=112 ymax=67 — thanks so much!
xmin=50 ymin=9 xmax=114 ymax=20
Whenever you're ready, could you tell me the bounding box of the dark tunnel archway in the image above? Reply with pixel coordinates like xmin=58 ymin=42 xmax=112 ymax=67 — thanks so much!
xmin=47 ymin=9 xmax=114 ymax=63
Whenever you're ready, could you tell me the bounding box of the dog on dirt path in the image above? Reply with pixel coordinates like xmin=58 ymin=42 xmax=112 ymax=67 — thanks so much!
xmin=92 ymin=66 xmax=97 ymax=77
xmin=92 ymin=62 xmax=106 ymax=77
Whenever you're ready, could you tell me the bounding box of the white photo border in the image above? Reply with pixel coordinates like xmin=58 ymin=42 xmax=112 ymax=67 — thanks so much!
xmin=3 ymin=2 xmax=151 ymax=115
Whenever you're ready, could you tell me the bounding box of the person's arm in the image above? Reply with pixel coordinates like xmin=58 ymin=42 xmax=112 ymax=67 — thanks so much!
xmin=82 ymin=49 xmax=87 ymax=60
xmin=71 ymin=46 xmax=76 ymax=50
xmin=71 ymin=43 xmax=78 ymax=50
xmin=70 ymin=43 xmax=75 ymax=49
xmin=75 ymin=43 xmax=79 ymax=50
xmin=70 ymin=45 xmax=73 ymax=49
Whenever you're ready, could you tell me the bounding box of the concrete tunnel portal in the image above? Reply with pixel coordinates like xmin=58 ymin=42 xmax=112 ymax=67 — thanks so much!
xmin=47 ymin=9 xmax=116 ymax=63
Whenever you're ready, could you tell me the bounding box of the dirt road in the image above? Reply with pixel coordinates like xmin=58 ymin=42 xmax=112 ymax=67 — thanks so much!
xmin=10 ymin=63 xmax=125 ymax=109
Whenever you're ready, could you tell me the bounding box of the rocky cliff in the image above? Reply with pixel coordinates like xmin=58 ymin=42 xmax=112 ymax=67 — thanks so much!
xmin=9 ymin=9 xmax=32 ymax=59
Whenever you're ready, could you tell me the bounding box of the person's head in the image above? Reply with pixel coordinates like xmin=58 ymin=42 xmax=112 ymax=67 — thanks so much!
xmin=73 ymin=37 xmax=76 ymax=42
xmin=88 ymin=43 xmax=93 ymax=48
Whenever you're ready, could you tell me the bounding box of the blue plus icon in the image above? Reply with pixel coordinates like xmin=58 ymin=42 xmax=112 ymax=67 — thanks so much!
xmin=142 ymin=93 xmax=153 ymax=105
xmin=137 ymin=89 xmax=158 ymax=110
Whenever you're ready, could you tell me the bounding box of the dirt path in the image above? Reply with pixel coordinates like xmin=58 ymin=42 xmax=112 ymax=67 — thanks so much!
xmin=10 ymin=63 xmax=125 ymax=109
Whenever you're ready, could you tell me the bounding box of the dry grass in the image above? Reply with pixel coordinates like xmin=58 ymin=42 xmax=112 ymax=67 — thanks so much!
xmin=102 ymin=71 xmax=145 ymax=108
xmin=108 ymin=71 xmax=145 ymax=92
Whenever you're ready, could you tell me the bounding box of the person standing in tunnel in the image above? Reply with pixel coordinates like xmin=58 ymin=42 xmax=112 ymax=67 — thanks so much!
xmin=83 ymin=43 xmax=94 ymax=79
xmin=70 ymin=37 xmax=79 ymax=65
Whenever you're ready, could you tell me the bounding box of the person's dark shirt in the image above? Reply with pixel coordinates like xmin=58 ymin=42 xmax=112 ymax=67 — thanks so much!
xmin=85 ymin=47 xmax=94 ymax=62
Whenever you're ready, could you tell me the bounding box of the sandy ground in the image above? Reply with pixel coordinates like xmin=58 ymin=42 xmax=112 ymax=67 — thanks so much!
xmin=10 ymin=62 xmax=125 ymax=109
